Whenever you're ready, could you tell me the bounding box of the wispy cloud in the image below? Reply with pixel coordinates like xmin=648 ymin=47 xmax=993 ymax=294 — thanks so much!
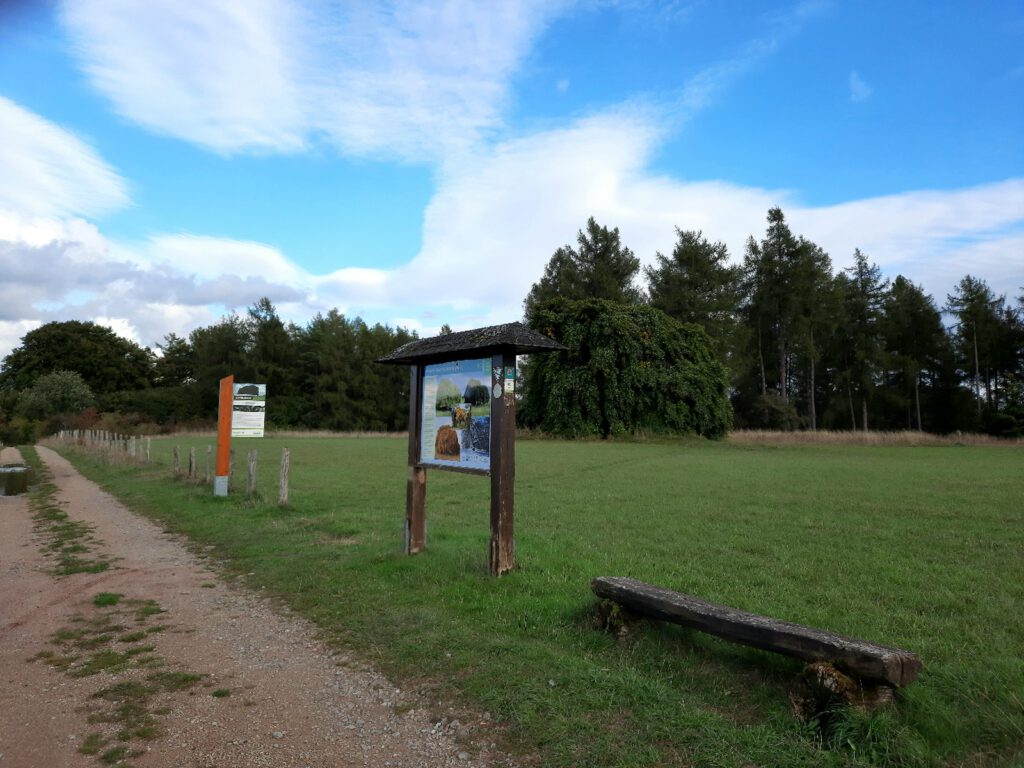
xmin=0 ymin=96 xmax=129 ymax=218
xmin=60 ymin=0 xmax=567 ymax=160
xmin=674 ymin=0 xmax=830 ymax=124
xmin=849 ymin=70 xmax=872 ymax=102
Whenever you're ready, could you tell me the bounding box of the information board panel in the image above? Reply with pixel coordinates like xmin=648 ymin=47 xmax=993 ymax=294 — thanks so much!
xmin=419 ymin=358 xmax=490 ymax=471
xmin=231 ymin=383 xmax=266 ymax=437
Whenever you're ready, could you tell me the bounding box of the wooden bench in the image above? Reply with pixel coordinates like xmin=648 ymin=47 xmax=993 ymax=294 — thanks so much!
xmin=592 ymin=576 xmax=921 ymax=689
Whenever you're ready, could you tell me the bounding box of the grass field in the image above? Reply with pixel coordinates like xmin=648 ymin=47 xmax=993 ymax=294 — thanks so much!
xmin=49 ymin=435 xmax=1023 ymax=767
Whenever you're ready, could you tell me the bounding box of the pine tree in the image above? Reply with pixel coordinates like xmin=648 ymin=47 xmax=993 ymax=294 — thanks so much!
xmin=839 ymin=249 xmax=889 ymax=431
xmin=523 ymin=217 xmax=642 ymax=322
xmin=645 ymin=229 xmax=742 ymax=367
xmin=881 ymin=276 xmax=946 ymax=430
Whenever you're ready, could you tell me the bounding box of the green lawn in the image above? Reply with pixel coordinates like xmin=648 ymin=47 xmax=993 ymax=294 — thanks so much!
xmin=51 ymin=436 xmax=1024 ymax=767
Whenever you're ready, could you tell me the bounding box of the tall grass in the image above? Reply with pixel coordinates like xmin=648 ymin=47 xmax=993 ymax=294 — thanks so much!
xmin=728 ymin=429 xmax=1022 ymax=447
xmin=50 ymin=436 xmax=1024 ymax=767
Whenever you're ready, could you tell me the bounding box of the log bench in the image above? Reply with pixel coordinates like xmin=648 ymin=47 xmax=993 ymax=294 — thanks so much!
xmin=592 ymin=576 xmax=922 ymax=693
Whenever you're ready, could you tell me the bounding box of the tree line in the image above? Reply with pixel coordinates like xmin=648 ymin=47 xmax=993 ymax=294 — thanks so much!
xmin=1 ymin=207 xmax=1021 ymax=441
xmin=0 ymin=302 xmax=414 ymax=443
xmin=520 ymin=212 xmax=1023 ymax=436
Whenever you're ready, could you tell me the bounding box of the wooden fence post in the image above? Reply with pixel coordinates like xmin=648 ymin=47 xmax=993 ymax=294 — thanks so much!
xmin=278 ymin=448 xmax=290 ymax=506
xmin=146 ymin=437 xmax=151 ymax=463
xmin=205 ymin=445 xmax=212 ymax=483
xmin=173 ymin=445 xmax=181 ymax=476
xmin=247 ymin=450 xmax=257 ymax=495
xmin=188 ymin=447 xmax=196 ymax=479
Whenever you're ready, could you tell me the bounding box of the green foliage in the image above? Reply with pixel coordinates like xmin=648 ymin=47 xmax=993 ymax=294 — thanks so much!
xmin=0 ymin=320 xmax=152 ymax=394
xmin=523 ymin=217 xmax=643 ymax=321
xmin=646 ymin=228 xmax=742 ymax=365
xmin=152 ymin=333 xmax=194 ymax=387
xmin=521 ymin=299 xmax=731 ymax=438
xmin=748 ymin=393 xmax=803 ymax=430
xmin=17 ymin=370 xmax=95 ymax=420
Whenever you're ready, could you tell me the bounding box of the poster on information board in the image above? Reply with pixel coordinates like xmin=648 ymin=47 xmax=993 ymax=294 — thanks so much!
xmin=419 ymin=358 xmax=490 ymax=471
xmin=231 ymin=383 xmax=266 ymax=437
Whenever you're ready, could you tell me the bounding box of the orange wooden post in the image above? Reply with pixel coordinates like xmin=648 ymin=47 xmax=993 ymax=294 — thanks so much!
xmin=214 ymin=375 xmax=234 ymax=496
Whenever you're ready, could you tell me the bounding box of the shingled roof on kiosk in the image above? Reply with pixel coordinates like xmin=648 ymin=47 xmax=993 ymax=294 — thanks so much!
xmin=377 ymin=321 xmax=565 ymax=366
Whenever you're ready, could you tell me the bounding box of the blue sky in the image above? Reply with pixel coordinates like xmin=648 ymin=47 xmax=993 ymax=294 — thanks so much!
xmin=1 ymin=0 xmax=1022 ymax=360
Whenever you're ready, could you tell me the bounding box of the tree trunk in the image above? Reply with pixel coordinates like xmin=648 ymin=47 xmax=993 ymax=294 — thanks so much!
xmin=862 ymin=396 xmax=869 ymax=433
xmin=847 ymin=381 xmax=857 ymax=430
xmin=778 ymin=332 xmax=787 ymax=401
xmin=914 ymin=373 xmax=922 ymax=432
xmin=757 ymin=322 xmax=767 ymax=395
xmin=973 ymin=327 xmax=981 ymax=416
xmin=809 ymin=356 xmax=817 ymax=431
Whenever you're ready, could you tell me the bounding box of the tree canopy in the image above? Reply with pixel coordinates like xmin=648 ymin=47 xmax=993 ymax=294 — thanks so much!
xmin=523 ymin=217 xmax=643 ymax=322
xmin=0 ymin=320 xmax=152 ymax=394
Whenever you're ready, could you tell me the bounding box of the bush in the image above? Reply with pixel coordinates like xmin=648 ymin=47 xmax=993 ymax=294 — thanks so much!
xmin=16 ymin=370 xmax=94 ymax=420
xmin=748 ymin=393 xmax=804 ymax=431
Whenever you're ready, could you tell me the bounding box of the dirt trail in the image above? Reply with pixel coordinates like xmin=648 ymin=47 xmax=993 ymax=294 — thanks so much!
xmin=0 ymin=446 xmax=510 ymax=768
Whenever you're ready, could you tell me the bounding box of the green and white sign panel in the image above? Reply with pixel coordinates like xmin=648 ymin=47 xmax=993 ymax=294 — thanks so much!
xmin=420 ymin=358 xmax=490 ymax=471
xmin=232 ymin=383 xmax=267 ymax=437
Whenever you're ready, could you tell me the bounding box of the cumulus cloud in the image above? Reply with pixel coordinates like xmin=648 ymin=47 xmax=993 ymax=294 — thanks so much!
xmin=0 ymin=96 xmax=129 ymax=218
xmin=60 ymin=0 xmax=565 ymax=160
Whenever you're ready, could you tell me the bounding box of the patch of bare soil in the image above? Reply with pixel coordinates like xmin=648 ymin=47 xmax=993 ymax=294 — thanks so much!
xmin=0 ymin=446 xmax=514 ymax=768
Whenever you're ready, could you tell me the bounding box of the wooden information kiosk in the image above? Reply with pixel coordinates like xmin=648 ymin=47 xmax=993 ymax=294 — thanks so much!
xmin=379 ymin=322 xmax=564 ymax=576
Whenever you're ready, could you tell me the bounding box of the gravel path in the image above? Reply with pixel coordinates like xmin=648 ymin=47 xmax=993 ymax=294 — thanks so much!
xmin=0 ymin=446 xmax=513 ymax=768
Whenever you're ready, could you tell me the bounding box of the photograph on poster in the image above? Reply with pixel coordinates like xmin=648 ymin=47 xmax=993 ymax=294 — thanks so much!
xmin=420 ymin=358 xmax=490 ymax=471
xmin=232 ymin=383 xmax=267 ymax=437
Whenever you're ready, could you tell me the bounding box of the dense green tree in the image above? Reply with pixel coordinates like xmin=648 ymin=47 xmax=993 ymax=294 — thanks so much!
xmin=17 ymin=370 xmax=95 ymax=419
xmin=945 ymin=276 xmax=1002 ymax=417
xmin=189 ymin=314 xmax=253 ymax=415
xmin=645 ymin=229 xmax=742 ymax=366
xmin=880 ymin=276 xmax=947 ymax=430
xmin=153 ymin=333 xmax=195 ymax=387
xmin=0 ymin=320 xmax=152 ymax=394
xmin=523 ymin=217 xmax=643 ymax=322
xmin=292 ymin=311 xmax=414 ymax=431
xmin=246 ymin=298 xmax=300 ymax=422
xmin=735 ymin=208 xmax=835 ymax=428
xmin=740 ymin=208 xmax=803 ymax=402
xmin=788 ymin=239 xmax=838 ymax=430
xmin=521 ymin=299 xmax=730 ymax=438
xmin=837 ymin=249 xmax=889 ymax=430
xmin=880 ymin=278 xmax=950 ymax=434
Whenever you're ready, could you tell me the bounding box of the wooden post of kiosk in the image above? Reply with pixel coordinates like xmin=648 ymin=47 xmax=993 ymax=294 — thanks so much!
xmin=489 ymin=349 xmax=516 ymax=575
xmin=405 ymin=365 xmax=427 ymax=554
xmin=378 ymin=322 xmax=564 ymax=576
xmin=214 ymin=375 xmax=233 ymax=496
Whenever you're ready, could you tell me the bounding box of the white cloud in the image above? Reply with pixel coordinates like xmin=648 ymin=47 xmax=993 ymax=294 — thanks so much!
xmin=60 ymin=0 xmax=566 ymax=160
xmin=1 ymin=105 xmax=1020 ymax=365
xmin=61 ymin=0 xmax=308 ymax=154
xmin=848 ymin=70 xmax=872 ymax=102
xmin=0 ymin=96 xmax=129 ymax=218
xmin=125 ymin=234 xmax=308 ymax=286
